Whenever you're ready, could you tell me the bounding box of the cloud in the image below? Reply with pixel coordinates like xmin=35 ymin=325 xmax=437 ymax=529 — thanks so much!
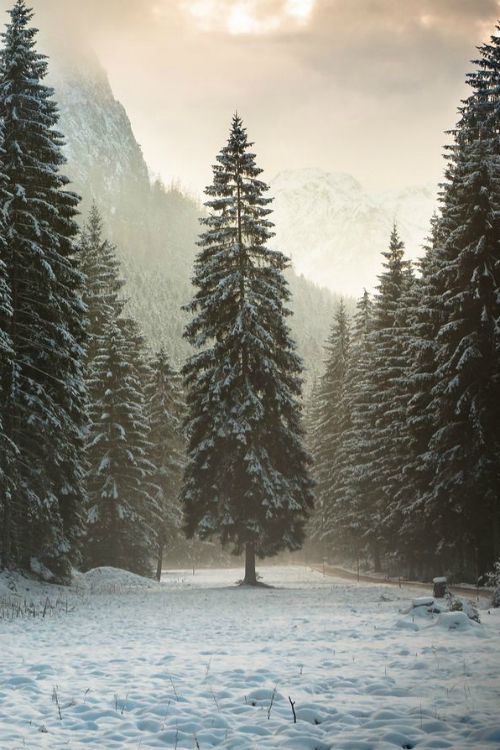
xmin=2 ymin=0 xmax=498 ymax=196
xmin=182 ymin=0 xmax=316 ymax=33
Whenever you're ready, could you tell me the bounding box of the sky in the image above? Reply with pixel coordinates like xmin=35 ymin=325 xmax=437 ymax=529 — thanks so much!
xmin=17 ymin=0 xmax=500 ymax=196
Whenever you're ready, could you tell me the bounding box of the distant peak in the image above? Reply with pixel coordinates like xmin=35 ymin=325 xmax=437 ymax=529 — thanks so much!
xmin=271 ymin=168 xmax=364 ymax=194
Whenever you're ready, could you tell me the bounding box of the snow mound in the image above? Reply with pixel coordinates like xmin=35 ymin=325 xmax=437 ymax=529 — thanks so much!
xmin=432 ymin=611 xmax=475 ymax=631
xmin=397 ymin=596 xmax=484 ymax=635
xmin=80 ymin=567 xmax=160 ymax=593
xmin=0 ymin=569 xmax=72 ymax=598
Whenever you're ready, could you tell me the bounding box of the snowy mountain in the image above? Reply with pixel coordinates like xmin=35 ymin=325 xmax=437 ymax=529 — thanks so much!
xmin=271 ymin=169 xmax=437 ymax=296
xmin=50 ymin=56 xmax=150 ymax=212
xmin=47 ymin=53 xmax=339 ymax=377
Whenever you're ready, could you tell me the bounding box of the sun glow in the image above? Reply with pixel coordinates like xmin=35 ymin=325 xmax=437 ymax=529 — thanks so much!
xmin=183 ymin=0 xmax=316 ymax=34
xmin=286 ymin=0 xmax=315 ymax=21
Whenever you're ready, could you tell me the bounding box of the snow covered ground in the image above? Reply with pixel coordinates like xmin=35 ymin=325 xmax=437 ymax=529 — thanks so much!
xmin=1 ymin=565 xmax=500 ymax=749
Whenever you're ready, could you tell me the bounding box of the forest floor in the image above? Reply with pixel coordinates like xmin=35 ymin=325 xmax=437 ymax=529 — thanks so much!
xmin=1 ymin=565 xmax=500 ymax=749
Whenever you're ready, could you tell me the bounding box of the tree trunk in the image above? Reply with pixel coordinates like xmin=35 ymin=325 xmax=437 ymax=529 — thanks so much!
xmin=244 ymin=542 xmax=257 ymax=585
xmin=156 ymin=540 xmax=164 ymax=582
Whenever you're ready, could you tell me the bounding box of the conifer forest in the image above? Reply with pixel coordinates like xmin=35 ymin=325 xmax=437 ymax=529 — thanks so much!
xmin=1 ymin=4 xmax=500 ymax=749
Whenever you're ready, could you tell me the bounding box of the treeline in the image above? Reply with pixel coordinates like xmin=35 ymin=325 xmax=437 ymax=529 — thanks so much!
xmin=0 ymin=1 xmax=183 ymax=582
xmin=310 ymin=30 xmax=500 ymax=582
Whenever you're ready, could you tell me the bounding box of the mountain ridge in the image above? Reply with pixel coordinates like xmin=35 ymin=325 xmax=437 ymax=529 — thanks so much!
xmin=271 ymin=168 xmax=437 ymax=296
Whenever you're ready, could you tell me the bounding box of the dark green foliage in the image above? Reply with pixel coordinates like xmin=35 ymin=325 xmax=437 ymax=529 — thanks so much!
xmin=85 ymin=317 xmax=159 ymax=576
xmin=310 ymin=301 xmax=351 ymax=546
xmin=361 ymin=226 xmax=412 ymax=568
xmin=79 ymin=207 xmax=161 ymax=576
xmin=0 ymin=0 xmax=86 ymax=580
xmin=182 ymin=115 xmax=313 ymax=574
xmin=146 ymin=349 xmax=185 ymax=572
xmin=309 ymin=26 xmax=500 ymax=580
xmin=423 ymin=59 xmax=500 ymax=575
xmin=80 ymin=205 xmax=126 ymax=369
xmin=331 ymin=289 xmax=374 ymax=555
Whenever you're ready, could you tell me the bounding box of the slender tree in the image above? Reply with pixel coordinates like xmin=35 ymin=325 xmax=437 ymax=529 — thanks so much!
xmin=147 ymin=348 xmax=184 ymax=580
xmin=182 ymin=114 xmax=313 ymax=585
xmin=312 ymin=301 xmax=351 ymax=550
xmin=0 ymin=0 xmax=86 ymax=579
xmin=394 ymin=216 xmax=445 ymax=578
xmin=333 ymin=289 xmax=373 ymax=562
xmin=362 ymin=226 xmax=411 ymax=570
xmin=0 ymin=140 xmax=14 ymax=569
xmin=79 ymin=205 xmax=126 ymax=370
xmin=85 ymin=317 xmax=158 ymax=576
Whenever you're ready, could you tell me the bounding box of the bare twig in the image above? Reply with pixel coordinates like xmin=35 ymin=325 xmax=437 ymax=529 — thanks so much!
xmin=267 ymin=685 xmax=277 ymax=720
xmin=168 ymin=674 xmax=179 ymax=701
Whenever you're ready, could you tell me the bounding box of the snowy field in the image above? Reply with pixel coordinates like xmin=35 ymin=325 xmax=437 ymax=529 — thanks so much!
xmin=1 ymin=566 xmax=500 ymax=750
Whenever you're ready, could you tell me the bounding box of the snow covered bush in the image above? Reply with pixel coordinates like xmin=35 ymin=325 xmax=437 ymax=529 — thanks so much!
xmin=448 ymin=595 xmax=480 ymax=623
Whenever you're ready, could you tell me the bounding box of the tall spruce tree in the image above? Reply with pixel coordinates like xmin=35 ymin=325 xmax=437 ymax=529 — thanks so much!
xmin=0 ymin=0 xmax=86 ymax=579
xmin=333 ymin=289 xmax=374 ymax=561
xmin=0 ymin=142 xmax=14 ymax=569
xmin=86 ymin=317 xmax=159 ymax=576
xmin=362 ymin=226 xmax=411 ymax=570
xmin=379 ymin=262 xmax=421 ymax=572
xmin=80 ymin=205 xmax=126 ymax=370
xmin=306 ymin=374 xmax=324 ymax=544
xmin=423 ymin=36 xmax=500 ymax=577
xmin=395 ymin=216 xmax=446 ymax=578
xmin=182 ymin=115 xmax=313 ymax=585
xmin=312 ymin=301 xmax=351 ymax=551
xmin=147 ymin=349 xmax=184 ymax=580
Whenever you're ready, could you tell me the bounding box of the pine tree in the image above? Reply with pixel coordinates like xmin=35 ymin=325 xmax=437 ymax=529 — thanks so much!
xmin=146 ymin=349 xmax=184 ymax=580
xmin=312 ymin=301 xmax=351 ymax=552
xmin=86 ymin=317 xmax=159 ymax=576
xmin=79 ymin=205 xmax=126 ymax=370
xmin=182 ymin=114 xmax=313 ymax=585
xmin=0 ymin=141 xmax=14 ymax=569
xmin=395 ymin=216 xmax=446 ymax=578
xmin=333 ymin=289 xmax=374 ymax=562
xmin=306 ymin=374 xmax=324 ymax=544
xmin=423 ymin=38 xmax=500 ymax=576
xmin=362 ymin=226 xmax=411 ymax=570
xmin=0 ymin=0 xmax=86 ymax=579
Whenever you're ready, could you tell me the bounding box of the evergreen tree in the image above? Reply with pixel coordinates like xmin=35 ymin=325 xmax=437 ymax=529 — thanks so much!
xmin=86 ymin=317 xmax=159 ymax=576
xmin=312 ymin=301 xmax=351 ymax=551
xmin=147 ymin=349 xmax=185 ymax=580
xmin=79 ymin=205 xmax=126 ymax=370
xmin=362 ymin=226 xmax=411 ymax=570
xmin=380 ymin=261 xmax=422 ymax=572
xmin=395 ymin=216 xmax=446 ymax=578
xmin=333 ymin=289 xmax=374 ymax=561
xmin=0 ymin=0 xmax=86 ymax=579
xmin=423 ymin=41 xmax=500 ymax=576
xmin=0 ymin=141 xmax=14 ymax=569
xmin=182 ymin=115 xmax=313 ymax=585
xmin=306 ymin=373 xmax=324 ymax=544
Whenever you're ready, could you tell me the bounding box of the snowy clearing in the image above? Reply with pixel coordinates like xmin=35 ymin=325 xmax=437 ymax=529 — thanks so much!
xmin=1 ymin=565 xmax=500 ymax=749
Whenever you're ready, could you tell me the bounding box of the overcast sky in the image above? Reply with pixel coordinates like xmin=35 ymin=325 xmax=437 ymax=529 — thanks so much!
xmin=17 ymin=0 xmax=500 ymax=196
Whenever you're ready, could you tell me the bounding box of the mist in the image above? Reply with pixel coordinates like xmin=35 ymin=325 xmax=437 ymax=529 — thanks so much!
xmin=10 ymin=0 xmax=497 ymax=198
